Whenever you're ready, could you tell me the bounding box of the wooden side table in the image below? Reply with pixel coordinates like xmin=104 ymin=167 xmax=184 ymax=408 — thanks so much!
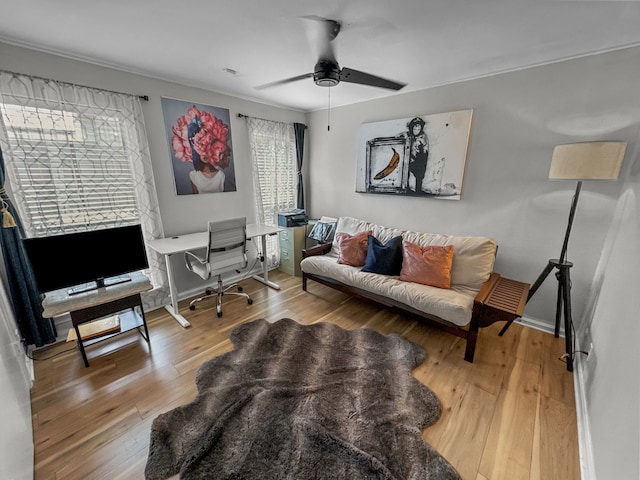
xmin=484 ymin=276 xmax=530 ymax=335
xmin=42 ymin=272 xmax=152 ymax=367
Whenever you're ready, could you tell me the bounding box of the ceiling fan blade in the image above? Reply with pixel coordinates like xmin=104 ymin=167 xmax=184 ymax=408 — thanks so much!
xmin=339 ymin=67 xmax=406 ymax=91
xmin=301 ymin=15 xmax=340 ymax=64
xmin=254 ymin=73 xmax=314 ymax=90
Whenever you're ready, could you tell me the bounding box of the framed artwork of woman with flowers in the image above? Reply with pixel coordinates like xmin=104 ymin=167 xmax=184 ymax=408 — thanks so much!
xmin=161 ymin=98 xmax=237 ymax=195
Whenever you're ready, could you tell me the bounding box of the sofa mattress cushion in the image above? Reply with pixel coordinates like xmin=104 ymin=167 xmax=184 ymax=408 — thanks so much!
xmin=301 ymin=254 xmax=476 ymax=326
xmin=332 ymin=217 xmax=405 ymax=256
xmin=333 ymin=217 xmax=496 ymax=291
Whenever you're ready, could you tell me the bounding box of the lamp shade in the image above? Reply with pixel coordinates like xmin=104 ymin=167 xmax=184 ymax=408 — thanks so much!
xmin=549 ymin=141 xmax=626 ymax=180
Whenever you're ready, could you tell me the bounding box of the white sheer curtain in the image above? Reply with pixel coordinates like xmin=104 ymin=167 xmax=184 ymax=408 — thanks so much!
xmin=0 ymin=71 xmax=168 ymax=310
xmin=246 ymin=117 xmax=296 ymax=268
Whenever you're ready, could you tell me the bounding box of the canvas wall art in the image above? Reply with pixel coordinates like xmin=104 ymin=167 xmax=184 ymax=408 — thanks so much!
xmin=356 ymin=110 xmax=473 ymax=200
xmin=161 ymin=98 xmax=237 ymax=195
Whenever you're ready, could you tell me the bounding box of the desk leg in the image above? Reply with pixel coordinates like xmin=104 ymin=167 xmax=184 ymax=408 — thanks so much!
xmin=163 ymin=253 xmax=191 ymax=328
xmin=252 ymin=233 xmax=281 ymax=290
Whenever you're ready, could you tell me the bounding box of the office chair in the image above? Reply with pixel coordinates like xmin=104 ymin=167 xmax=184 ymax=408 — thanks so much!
xmin=184 ymin=217 xmax=253 ymax=318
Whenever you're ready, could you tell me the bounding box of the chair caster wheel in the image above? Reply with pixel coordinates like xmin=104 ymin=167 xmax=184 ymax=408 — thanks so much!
xmin=238 ymin=286 xmax=243 ymax=292
xmin=206 ymin=288 xmax=213 ymax=295
xmin=189 ymin=305 xmax=195 ymax=311
xmin=248 ymin=299 xmax=253 ymax=305
xmin=217 ymin=312 xmax=223 ymax=318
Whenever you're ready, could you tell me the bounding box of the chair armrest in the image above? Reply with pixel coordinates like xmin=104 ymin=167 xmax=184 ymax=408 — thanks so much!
xmin=302 ymin=242 xmax=332 ymax=259
xmin=184 ymin=250 xmax=206 ymax=271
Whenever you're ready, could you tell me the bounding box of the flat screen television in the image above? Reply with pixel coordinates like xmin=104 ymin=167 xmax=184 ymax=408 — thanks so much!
xmin=23 ymin=224 xmax=149 ymax=295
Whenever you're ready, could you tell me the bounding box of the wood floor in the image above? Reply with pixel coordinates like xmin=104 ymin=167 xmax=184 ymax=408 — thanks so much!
xmin=30 ymin=270 xmax=580 ymax=480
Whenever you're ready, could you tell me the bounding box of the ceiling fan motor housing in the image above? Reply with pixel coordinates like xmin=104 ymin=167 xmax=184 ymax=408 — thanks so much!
xmin=314 ymin=60 xmax=340 ymax=87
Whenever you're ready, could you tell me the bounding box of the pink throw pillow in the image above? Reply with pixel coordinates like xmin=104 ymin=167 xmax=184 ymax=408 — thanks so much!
xmin=399 ymin=242 xmax=454 ymax=289
xmin=336 ymin=230 xmax=372 ymax=267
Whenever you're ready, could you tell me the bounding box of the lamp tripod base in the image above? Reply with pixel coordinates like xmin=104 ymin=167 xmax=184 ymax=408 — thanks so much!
xmin=528 ymin=259 xmax=574 ymax=372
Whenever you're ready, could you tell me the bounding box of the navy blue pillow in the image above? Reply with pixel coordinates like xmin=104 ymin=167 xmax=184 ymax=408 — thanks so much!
xmin=361 ymin=235 xmax=403 ymax=276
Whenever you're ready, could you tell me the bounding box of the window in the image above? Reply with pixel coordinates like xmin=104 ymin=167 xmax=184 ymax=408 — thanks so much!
xmin=0 ymin=71 xmax=167 ymax=310
xmin=1 ymin=103 xmax=139 ymax=236
xmin=246 ymin=118 xmax=296 ymax=266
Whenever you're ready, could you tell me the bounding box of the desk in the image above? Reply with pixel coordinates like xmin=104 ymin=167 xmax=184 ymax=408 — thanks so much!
xmin=42 ymin=272 xmax=152 ymax=367
xmin=147 ymin=223 xmax=282 ymax=328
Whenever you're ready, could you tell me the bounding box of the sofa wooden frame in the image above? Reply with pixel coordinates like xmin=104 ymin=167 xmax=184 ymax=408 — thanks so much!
xmin=301 ymin=243 xmax=529 ymax=363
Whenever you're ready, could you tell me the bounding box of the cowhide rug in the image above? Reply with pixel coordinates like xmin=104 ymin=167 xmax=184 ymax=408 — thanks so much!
xmin=145 ymin=318 xmax=461 ymax=480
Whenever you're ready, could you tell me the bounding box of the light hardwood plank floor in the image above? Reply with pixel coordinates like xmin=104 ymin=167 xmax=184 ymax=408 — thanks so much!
xmin=30 ymin=271 xmax=580 ymax=480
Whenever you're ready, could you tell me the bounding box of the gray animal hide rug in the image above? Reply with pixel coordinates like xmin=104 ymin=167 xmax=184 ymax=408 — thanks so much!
xmin=145 ymin=318 xmax=461 ymax=480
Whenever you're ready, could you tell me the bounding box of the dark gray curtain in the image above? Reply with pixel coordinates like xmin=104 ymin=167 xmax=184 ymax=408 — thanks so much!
xmin=0 ymin=146 xmax=56 ymax=347
xmin=294 ymin=123 xmax=306 ymax=210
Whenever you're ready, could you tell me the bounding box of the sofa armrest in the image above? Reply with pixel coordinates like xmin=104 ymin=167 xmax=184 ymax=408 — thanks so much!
xmin=302 ymin=242 xmax=332 ymax=259
xmin=474 ymin=272 xmax=501 ymax=304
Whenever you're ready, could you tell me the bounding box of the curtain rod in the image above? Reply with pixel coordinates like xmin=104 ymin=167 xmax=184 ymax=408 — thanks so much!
xmin=237 ymin=113 xmax=306 ymax=128
xmin=0 ymin=69 xmax=149 ymax=101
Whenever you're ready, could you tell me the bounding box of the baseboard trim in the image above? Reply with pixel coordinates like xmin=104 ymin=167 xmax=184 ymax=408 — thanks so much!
xmin=573 ymin=338 xmax=596 ymax=480
xmin=514 ymin=315 xmax=555 ymax=335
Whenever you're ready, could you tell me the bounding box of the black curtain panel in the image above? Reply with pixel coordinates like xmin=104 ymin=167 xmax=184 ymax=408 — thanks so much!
xmin=294 ymin=123 xmax=306 ymax=210
xmin=0 ymin=146 xmax=56 ymax=348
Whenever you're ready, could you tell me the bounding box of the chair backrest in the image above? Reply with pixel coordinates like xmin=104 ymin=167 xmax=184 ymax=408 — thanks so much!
xmin=206 ymin=217 xmax=248 ymax=274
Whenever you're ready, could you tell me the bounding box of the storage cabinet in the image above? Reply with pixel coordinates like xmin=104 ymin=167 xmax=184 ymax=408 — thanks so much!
xmin=278 ymin=226 xmax=305 ymax=276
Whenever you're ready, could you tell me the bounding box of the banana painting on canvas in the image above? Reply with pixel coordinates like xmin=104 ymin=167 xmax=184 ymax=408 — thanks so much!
xmin=356 ymin=110 xmax=473 ymax=200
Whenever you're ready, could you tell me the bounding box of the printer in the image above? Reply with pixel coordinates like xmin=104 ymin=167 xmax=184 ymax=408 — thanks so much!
xmin=278 ymin=209 xmax=308 ymax=227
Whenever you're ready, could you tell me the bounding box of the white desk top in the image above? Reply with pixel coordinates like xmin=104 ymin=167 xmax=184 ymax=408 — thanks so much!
xmin=147 ymin=223 xmax=282 ymax=256
xmin=42 ymin=271 xmax=153 ymax=318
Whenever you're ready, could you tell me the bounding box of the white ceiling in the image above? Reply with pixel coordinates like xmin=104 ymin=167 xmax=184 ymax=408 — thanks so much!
xmin=2 ymin=0 xmax=640 ymax=112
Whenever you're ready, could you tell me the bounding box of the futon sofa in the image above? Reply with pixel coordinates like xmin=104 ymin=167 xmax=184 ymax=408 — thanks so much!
xmin=301 ymin=216 xmax=525 ymax=362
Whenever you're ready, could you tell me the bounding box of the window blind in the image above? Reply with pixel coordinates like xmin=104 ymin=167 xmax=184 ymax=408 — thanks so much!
xmin=1 ymin=100 xmax=139 ymax=237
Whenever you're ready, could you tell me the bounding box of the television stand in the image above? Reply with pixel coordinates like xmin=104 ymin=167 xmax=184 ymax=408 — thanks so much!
xmin=42 ymin=272 xmax=153 ymax=367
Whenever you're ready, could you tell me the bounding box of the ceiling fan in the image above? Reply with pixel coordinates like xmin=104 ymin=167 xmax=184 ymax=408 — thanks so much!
xmin=255 ymin=16 xmax=407 ymax=91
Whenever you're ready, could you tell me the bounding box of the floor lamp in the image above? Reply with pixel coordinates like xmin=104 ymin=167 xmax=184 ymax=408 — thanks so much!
xmin=527 ymin=141 xmax=626 ymax=372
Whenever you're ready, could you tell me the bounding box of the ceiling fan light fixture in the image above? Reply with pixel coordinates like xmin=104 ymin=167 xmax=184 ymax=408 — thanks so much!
xmin=314 ymin=61 xmax=340 ymax=87
xmin=314 ymin=76 xmax=339 ymax=87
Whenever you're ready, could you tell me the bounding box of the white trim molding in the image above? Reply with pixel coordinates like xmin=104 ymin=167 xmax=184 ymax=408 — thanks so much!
xmin=573 ymin=337 xmax=596 ymax=480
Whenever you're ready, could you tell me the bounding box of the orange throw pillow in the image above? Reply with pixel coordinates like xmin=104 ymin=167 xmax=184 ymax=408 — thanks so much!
xmin=399 ymin=242 xmax=454 ymax=289
xmin=336 ymin=230 xmax=372 ymax=266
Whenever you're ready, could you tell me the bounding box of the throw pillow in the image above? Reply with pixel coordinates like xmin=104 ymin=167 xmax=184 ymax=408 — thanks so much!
xmin=361 ymin=235 xmax=403 ymax=276
xmin=400 ymin=242 xmax=454 ymax=289
xmin=336 ymin=230 xmax=372 ymax=266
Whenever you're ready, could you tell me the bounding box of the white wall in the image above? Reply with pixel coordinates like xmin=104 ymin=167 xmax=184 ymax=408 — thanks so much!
xmin=305 ymin=46 xmax=640 ymax=328
xmin=577 ymin=153 xmax=640 ymax=480
xmin=0 ymin=279 xmax=34 ymax=480
xmin=0 ymin=41 xmax=306 ymax=294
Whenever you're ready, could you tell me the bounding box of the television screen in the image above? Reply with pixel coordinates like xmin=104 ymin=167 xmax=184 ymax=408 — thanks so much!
xmin=23 ymin=224 xmax=149 ymax=295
